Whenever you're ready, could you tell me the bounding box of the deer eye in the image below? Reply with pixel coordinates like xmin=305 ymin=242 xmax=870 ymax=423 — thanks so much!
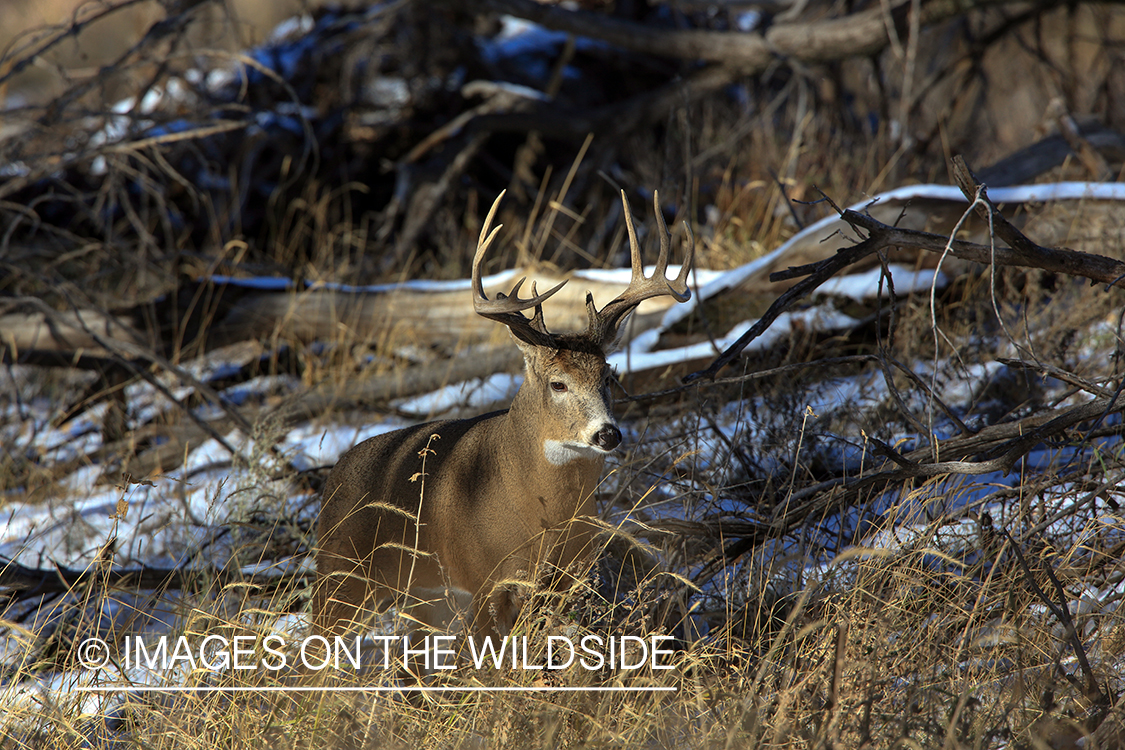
xmin=550 ymin=381 xmax=568 ymax=393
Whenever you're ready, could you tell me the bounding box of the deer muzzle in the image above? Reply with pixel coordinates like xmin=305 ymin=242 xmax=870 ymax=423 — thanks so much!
xmin=592 ymin=424 xmax=623 ymax=452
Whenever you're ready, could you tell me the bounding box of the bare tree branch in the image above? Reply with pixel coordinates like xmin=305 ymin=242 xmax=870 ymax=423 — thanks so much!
xmin=688 ymin=156 xmax=1125 ymax=381
xmin=0 ymin=555 xmax=308 ymax=603
xmin=953 ymin=154 xmax=1125 ymax=284
xmin=465 ymin=0 xmax=1052 ymax=68
xmin=692 ymin=389 xmax=1125 ymax=585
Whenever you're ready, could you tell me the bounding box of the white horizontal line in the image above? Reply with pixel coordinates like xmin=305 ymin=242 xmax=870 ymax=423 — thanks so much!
xmin=75 ymin=685 xmax=676 ymax=693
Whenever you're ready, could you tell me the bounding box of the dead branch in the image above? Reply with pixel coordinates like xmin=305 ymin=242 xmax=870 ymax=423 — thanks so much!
xmin=842 ymin=211 xmax=1125 ymax=284
xmin=1000 ymin=527 xmax=1110 ymax=706
xmin=0 ymin=555 xmax=308 ymax=603
xmin=998 ymin=357 xmax=1114 ymax=399
xmin=688 ymin=155 xmax=1125 ymax=381
xmin=467 ymin=0 xmax=1047 ymax=67
xmin=797 ymin=389 xmax=1125 ymax=490
xmin=952 ymin=154 xmax=1125 ymax=284
xmin=683 ymin=221 xmax=890 ymax=382
xmin=11 ymin=296 xmax=254 ymax=460
xmin=691 ymin=388 xmax=1125 ymax=585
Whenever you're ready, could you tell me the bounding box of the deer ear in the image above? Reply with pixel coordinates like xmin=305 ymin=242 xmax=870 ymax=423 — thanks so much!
xmin=510 ymin=328 xmax=540 ymax=357
xmin=600 ymin=310 xmax=633 ymax=354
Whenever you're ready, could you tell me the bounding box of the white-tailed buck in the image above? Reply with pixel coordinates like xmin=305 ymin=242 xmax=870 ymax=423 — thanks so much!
xmin=313 ymin=190 xmax=694 ymax=640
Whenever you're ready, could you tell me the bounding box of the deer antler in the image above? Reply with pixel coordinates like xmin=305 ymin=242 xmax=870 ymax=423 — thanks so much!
xmin=472 ymin=190 xmax=567 ymax=348
xmin=584 ymin=190 xmax=695 ymax=347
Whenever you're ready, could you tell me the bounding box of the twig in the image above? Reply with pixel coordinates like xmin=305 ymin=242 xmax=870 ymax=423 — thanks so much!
xmin=0 ymin=555 xmax=308 ymax=603
xmin=999 ymin=529 xmax=1108 ymax=705
xmin=684 ymin=224 xmax=889 ymax=382
xmin=19 ymin=297 xmax=254 ymax=458
xmin=998 ymin=358 xmax=1113 ymax=399
xmin=0 ymin=0 xmax=165 ymax=90
xmin=36 ymin=0 xmax=215 ymax=126
xmin=620 ymin=354 xmax=882 ymax=403
xmin=690 ymin=390 xmax=1125 ymax=582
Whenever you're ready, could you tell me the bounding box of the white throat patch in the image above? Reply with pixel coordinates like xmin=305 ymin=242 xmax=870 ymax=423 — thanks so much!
xmin=543 ymin=439 xmax=606 ymax=466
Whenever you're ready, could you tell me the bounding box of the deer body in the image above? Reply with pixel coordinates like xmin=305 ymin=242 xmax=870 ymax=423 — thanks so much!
xmin=314 ymin=191 xmax=693 ymax=639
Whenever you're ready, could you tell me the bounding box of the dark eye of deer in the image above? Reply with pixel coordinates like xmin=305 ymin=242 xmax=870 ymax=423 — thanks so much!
xmin=550 ymin=382 xmax=568 ymax=393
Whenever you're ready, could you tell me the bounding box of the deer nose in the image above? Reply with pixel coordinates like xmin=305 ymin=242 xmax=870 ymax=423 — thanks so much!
xmin=593 ymin=424 xmax=622 ymax=451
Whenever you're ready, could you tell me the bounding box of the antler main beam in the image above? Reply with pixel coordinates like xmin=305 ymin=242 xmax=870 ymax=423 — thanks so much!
xmin=471 ymin=190 xmax=566 ymax=348
xmin=585 ymin=190 xmax=695 ymax=345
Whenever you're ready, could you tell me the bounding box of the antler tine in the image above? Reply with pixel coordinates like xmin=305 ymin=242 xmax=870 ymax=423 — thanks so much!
xmin=648 ymin=190 xmax=694 ymax=300
xmin=471 ymin=190 xmax=566 ymax=347
xmin=652 ymin=191 xmax=671 ymax=277
xmin=528 ymin=281 xmax=549 ymax=334
xmin=585 ymin=190 xmax=695 ymax=347
xmin=621 ymin=190 xmax=645 ymax=287
xmin=671 ymin=199 xmax=695 ymax=293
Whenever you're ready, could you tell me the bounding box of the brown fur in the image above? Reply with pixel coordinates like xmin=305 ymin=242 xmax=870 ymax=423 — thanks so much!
xmin=313 ymin=345 xmax=611 ymax=639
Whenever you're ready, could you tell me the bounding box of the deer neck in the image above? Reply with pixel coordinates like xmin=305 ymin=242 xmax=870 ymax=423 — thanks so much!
xmin=500 ymin=388 xmax=605 ymax=513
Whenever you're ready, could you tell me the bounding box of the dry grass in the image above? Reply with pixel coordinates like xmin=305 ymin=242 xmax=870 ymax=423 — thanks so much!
xmin=3 ymin=468 xmax=1122 ymax=749
xmin=3 ymin=1 xmax=1125 ymax=748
